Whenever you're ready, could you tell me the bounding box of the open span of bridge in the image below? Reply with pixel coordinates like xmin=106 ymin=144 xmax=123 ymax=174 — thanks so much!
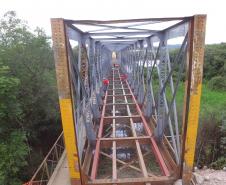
xmin=27 ymin=15 xmax=206 ymax=185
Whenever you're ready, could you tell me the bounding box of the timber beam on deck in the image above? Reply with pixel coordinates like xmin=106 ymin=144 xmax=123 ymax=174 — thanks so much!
xmin=90 ymin=67 xmax=173 ymax=185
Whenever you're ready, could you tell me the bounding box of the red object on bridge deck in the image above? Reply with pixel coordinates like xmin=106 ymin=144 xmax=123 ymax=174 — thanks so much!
xmin=102 ymin=79 xmax=109 ymax=85
xmin=120 ymin=74 xmax=128 ymax=80
xmin=23 ymin=182 xmax=30 ymax=185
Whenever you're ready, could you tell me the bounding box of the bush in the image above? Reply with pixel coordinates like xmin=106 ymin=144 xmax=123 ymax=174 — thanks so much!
xmin=210 ymin=157 xmax=226 ymax=169
xmin=208 ymin=76 xmax=226 ymax=91
xmin=195 ymin=115 xmax=221 ymax=168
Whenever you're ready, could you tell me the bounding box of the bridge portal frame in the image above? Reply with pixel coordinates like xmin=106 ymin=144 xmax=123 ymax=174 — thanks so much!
xmin=51 ymin=15 xmax=206 ymax=185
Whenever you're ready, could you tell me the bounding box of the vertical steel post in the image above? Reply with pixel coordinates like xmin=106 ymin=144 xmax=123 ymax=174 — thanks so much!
xmin=51 ymin=18 xmax=82 ymax=185
xmin=181 ymin=15 xmax=206 ymax=184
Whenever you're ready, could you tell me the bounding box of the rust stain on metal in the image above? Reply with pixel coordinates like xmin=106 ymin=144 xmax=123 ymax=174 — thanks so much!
xmin=181 ymin=15 xmax=206 ymax=185
xmin=51 ymin=19 xmax=82 ymax=184
xmin=190 ymin=15 xmax=206 ymax=95
xmin=51 ymin=19 xmax=71 ymax=99
xmin=80 ymin=44 xmax=89 ymax=90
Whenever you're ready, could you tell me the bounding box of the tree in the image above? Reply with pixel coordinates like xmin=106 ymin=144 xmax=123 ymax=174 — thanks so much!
xmin=208 ymin=76 xmax=226 ymax=91
xmin=204 ymin=43 xmax=226 ymax=80
xmin=0 ymin=131 xmax=29 ymax=185
xmin=0 ymin=11 xmax=60 ymax=143
xmin=0 ymin=11 xmax=61 ymax=183
xmin=0 ymin=63 xmax=29 ymax=185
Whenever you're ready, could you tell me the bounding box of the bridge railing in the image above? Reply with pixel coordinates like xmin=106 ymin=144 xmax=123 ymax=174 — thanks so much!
xmin=25 ymin=132 xmax=65 ymax=185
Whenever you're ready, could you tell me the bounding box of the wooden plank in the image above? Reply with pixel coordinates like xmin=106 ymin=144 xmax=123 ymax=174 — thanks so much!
xmin=106 ymin=103 xmax=135 ymax=106
xmin=103 ymin=116 xmax=141 ymax=125
xmin=112 ymin=69 xmax=117 ymax=181
xmin=125 ymin=80 xmax=170 ymax=176
xmin=100 ymin=152 xmax=144 ymax=177
xmin=118 ymin=69 xmax=149 ymax=179
xmin=108 ymin=88 xmax=129 ymax=90
xmin=103 ymin=115 xmax=140 ymax=119
xmin=100 ymin=137 xmax=151 ymax=148
xmin=107 ymin=94 xmax=132 ymax=97
xmin=100 ymin=140 xmax=149 ymax=149
xmin=88 ymin=176 xmax=175 ymax=185
xmin=100 ymin=136 xmax=152 ymax=141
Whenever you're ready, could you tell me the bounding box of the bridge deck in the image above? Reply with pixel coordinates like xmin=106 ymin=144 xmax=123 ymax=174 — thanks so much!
xmin=87 ymin=67 xmax=174 ymax=185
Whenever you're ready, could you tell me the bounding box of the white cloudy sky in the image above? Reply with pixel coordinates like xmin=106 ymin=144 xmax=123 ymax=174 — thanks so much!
xmin=0 ymin=0 xmax=225 ymax=44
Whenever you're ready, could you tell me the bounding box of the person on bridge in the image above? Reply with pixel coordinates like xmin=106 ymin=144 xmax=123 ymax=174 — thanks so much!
xmin=120 ymin=74 xmax=128 ymax=81
xmin=102 ymin=77 xmax=109 ymax=93
xmin=113 ymin=63 xmax=120 ymax=68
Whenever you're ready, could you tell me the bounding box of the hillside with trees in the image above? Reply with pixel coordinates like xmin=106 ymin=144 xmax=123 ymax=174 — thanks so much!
xmin=0 ymin=11 xmax=61 ymax=185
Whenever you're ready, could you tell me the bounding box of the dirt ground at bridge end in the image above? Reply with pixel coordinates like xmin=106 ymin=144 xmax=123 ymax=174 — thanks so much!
xmin=194 ymin=169 xmax=226 ymax=185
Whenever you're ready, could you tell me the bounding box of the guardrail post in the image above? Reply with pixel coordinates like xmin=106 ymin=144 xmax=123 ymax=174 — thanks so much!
xmin=51 ymin=18 xmax=82 ymax=185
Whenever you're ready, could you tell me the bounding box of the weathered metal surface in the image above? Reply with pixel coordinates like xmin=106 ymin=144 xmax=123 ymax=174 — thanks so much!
xmin=65 ymin=16 xmax=190 ymax=24
xmin=88 ymin=176 xmax=175 ymax=185
xmin=51 ymin=18 xmax=82 ymax=185
xmin=181 ymin=15 xmax=206 ymax=185
xmin=80 ymin=42 xmax=89 ymax=89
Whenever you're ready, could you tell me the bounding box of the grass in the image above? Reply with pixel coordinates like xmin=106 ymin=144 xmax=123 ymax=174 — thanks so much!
xmin=151 ymin=81 xmax=226 ymax=122
xmin=150 ymin=81 xmax=226 ymax=168
xmin=175 ymin=83 xmax=226 ymax=120
xmin=200 ymin=85 xmax=226 ymax=120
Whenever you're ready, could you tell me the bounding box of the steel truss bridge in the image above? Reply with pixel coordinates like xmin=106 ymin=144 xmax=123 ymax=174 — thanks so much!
xmin=27 ymin=15 xmax=206 ymax=185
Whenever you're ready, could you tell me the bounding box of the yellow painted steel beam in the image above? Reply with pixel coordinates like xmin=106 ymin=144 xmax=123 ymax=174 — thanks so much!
xmin=181 ymin=15 xmax=206 ymax=184
xmin=51 ymin=18 xmax=82 ymax=185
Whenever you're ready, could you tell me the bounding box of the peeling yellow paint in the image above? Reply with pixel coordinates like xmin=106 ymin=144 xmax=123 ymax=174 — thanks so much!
xmin=59 ymin=99 xmax=81 ymax=179
xmin=184 ymin=84 xmax=202 ymax=167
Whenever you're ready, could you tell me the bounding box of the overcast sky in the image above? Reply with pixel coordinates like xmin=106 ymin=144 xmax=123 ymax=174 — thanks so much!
xmin=1 ymin=0 xmax=225 ymax=44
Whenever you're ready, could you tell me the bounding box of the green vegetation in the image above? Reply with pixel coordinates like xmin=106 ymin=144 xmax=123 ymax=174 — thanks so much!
xmin=0 ymin=62 xmax=28 ymax=185
xmin=204 ymin=43 xmax=226 ymax=80
xmin=208 ymin=76 xmax=226 ymax=91
xmin=174 ymin=84 xmax=226 ymax=118
xmin=173 ymin=45 xmax=226 ymax=168
xmin=196 ymin=84 xmax=226 ymax=169
xmin=199 ymin=43 xmax=226 ymax=169
xmin=200 ymin=85 xmax=226 ymax=118
xmin=204 ymin=43 xmax=226 ymax=92
xmin=170 ymin=44 xmax=226 ymax=169
xmin=0 ymin=11 xmax=61 ymax=184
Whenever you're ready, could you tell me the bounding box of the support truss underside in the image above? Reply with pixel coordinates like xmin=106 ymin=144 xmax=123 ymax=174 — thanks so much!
xmin=85 ymin=67 xmax=176 ymax=185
